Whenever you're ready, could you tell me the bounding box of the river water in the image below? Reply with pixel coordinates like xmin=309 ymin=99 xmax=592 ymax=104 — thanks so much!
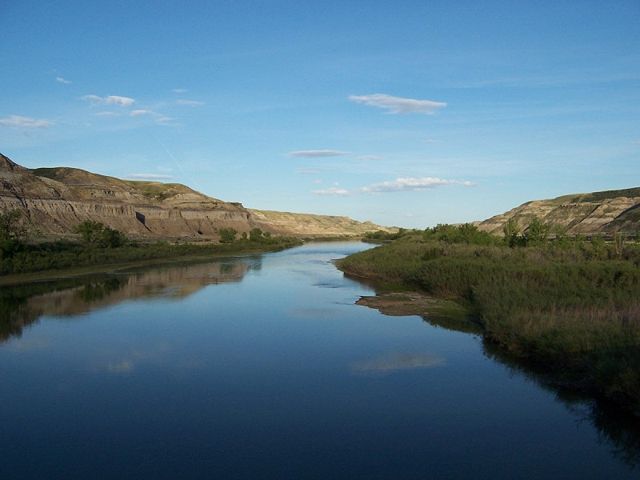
xmin=1 ymin=242 xmax=638 ymax=479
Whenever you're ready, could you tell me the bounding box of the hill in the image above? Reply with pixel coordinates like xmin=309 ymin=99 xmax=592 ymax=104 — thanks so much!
xmin=478 ymin=187 xmax=640 ymax=236
xmin=0 ymin=153 xmax=391 ymax=241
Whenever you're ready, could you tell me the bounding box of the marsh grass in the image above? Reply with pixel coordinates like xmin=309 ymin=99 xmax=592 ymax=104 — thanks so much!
xmin=338 ymin=230 xmax=640 ymax=413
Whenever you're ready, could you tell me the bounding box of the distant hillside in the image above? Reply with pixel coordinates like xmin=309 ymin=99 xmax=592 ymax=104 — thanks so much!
xmin=0 ymin=153 xmax=392 ymax=241
xmin=478 ymin=187 xmax=640 ymax=236
xmin=249 ymin=209 xmax=389 ymax=237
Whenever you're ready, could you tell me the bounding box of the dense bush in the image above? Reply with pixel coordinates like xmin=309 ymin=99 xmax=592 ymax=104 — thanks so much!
xmin=0 ymin=209 xmax=29 ymax=259
xmin=218 ymin=228 xmax=237 ymax=243
xmin=74 ymin=220 xmax=127 ymax=248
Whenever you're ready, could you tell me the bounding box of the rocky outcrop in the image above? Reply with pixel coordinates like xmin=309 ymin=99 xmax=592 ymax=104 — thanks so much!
xmin=478 ymin=187 xmax=640 ymax=236
xmin=0 ymin=153 xmax=389 ymax=240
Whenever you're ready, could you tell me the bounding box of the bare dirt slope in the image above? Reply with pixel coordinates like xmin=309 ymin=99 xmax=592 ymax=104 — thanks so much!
xmin=0 ymin=153 xmax=390 ymax=241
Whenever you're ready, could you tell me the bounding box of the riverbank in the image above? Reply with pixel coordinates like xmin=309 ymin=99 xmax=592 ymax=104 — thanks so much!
xmin=337 ymin=228 xmax=640 ymax=415
xmin=0 ymin=237 xmax=302 ymax=286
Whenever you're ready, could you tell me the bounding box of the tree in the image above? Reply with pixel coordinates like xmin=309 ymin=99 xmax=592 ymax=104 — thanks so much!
xmin=0 ymin=209 xmax=28 ymax=257
xmin=219 ymin=228 xmax=237 ymax=243
xmin=249 ymin=228 xmax=263 ymax=242
xmin=525 ymin=217 xmax=550 ymax=245
xmin=74 ymin=221 xmax=127 ymax=248
xmin=0 ymin=209 xmax=27 ymax=242
xmin=503 ymin=218 xmax=521 ymax=247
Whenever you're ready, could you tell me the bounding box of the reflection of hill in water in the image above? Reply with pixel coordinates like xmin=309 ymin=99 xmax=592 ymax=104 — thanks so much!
xmin=0 ymin=258 xmax=258 ymax=342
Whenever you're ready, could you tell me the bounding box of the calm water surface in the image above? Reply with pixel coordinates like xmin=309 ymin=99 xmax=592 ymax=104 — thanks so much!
xmin=1 ymin=242 xmax=639 ymax=479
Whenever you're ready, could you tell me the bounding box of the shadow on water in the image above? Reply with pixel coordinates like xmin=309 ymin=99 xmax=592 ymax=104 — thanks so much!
xmin=344 ymin=272 xmax=640 ymax=471
xmin=481 ymin=339 xmax=640 ymax=470
xmin=0 ymin=256 xmax=261 ymax=343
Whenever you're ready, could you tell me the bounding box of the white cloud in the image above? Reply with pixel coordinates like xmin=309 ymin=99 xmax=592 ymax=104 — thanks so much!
xmin=313 ymin=187 xmax=350 ymax=196
xmin=82 ymin=94 xmax=135 ymax=107
xmin=0 ymin=115 xmax=53 ymax=128
xmin=126 ymin=110 xmax=173 ymax=125
xmin=155 ymin=115 xmax=173 ymax=125
xmin=361 ymin=177 xmax=474 ymax=193
xmin=288 ymin=149 xmax=349 ymax=158
xmin=55 ymin=76 xmax=72 ymax=84
xmin=172 ymin=88 xmax=188 ymax=93
xmin=130 ymin=109 xmax=154 ymax=117
xmin=349 ymin=93 xmax=446 ymax=114
xmin=127 ymin=173 xmax=173 ymax=180
xmin=176 ymin=99 xmax=204 ymax=107
xmin=357 ymin=155 xmax=382 ymax=161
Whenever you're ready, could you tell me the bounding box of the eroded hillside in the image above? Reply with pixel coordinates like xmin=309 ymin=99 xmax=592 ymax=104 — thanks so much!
xmin=0 ymin=153 xmax=390 ymax=240
xmin=478 ymin=187 xmax=640 ymax=235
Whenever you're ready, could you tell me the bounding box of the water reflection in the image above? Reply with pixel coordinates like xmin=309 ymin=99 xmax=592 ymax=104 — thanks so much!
xmin=1 ymin=245 xmax=640 ymax=477
xmin=481 ymin=339 xmax=640 ymax=470
xmin=350 ymin=352 xmax=445 ymax=375
xmin=0 ymin=256 xmax=259 ymax=343
xmin=346 ymin=276 xmax=640 ymax=468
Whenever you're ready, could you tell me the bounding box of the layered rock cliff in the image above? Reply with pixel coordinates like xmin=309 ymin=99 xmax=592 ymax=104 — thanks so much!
xmin=478 ymin=187 xmax=640 ymax=236
xmin=0 ymin=153 xmax=390 ymax=240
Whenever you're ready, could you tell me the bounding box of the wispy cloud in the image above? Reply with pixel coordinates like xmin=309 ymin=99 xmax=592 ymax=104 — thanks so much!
xmin=176 ymin=99 xmax=204 ymax=107
xmin=127 ymin=109 xmax=173 ymax=125
xmin=55 ymin=76 xmax=72 ymax=84
xmin=155 ymin=115 xmax=174 ymax=125
xmin=288 ymin=149 xmax=349 ymax=158
xmin=172 ymin=88 xmax=188 ymax=94
xmin=130 ymin=109 xmax=154 ymax=117
xmin=0 ymin=115 xmax=53 ymax=128
xmin=349 ymin=93 xmax=446 ymax=114
xmin=313 ymin=187 xmax=350 ymax=196
xmin=361 ymin=177 xmax=474 ymax=193
xmin=82 ymin=94 xmax=135 ymax=107
xmin=127 ymin=173 xmax=173 ymax=180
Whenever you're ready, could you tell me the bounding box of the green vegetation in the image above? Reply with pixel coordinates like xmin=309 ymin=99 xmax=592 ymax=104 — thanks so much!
xmin=338 ymin=223 xmax=640 ymax=414
xmin=0 ymin=209 xmax=29 ymax=258
xmin=218 ymin=227 xmax=238 ymax=243
xmin=363 ymin=228 xmax=408 ymax=242
xmin=123 ymin=180 xmax=182 ymax=201
xmin=74 ymin=220 xmax=127 ymax=248
xmin=0 ymin=212 xmax=301 ymax=277
xmin=567 ymin=187 xmax=640 ymax=204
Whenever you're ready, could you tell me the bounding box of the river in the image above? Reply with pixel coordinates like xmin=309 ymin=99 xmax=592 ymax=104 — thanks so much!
xmin=0 ymin=241 xmax=638 ymax=479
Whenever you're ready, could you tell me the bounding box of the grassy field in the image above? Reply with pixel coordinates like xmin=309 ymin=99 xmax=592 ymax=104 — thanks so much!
xmin=338 ymin=226 xmax=640 ymax=415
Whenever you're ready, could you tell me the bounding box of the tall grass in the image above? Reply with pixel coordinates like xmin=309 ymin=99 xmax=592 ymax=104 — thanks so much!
xmin=338 ymin=229 xmax=640 ymax=414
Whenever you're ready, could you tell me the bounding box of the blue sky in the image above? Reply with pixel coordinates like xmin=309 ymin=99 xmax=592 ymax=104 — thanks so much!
xmin=1 ymin=0 xmax=638 ymax=227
